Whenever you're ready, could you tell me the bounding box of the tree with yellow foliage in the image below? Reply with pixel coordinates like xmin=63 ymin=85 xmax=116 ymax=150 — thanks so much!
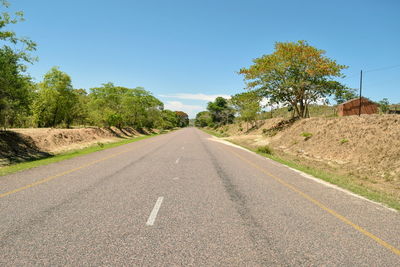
xmin=239 ymin=41 xmax=348 ymax=118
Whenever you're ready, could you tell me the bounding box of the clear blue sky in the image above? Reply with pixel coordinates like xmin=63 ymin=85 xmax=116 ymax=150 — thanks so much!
xmin=8 ymin=0 xmax=400 ymax=117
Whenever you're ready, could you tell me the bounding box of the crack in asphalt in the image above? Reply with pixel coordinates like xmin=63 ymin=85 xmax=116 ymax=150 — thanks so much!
xmin=197 ymin=131 xmax=288 ymax=266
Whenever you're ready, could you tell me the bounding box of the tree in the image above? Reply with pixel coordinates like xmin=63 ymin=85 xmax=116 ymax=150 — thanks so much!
xmin=378 ymin=98 xmax=390 ymax=114
xmin=207 ymin=97 xmax=234 ymax=125
xmin=88 ymin=83 xmax=164 ymax=129
xmin=334 ymin=86 xmax=358 ymax=104
xmin=119 ymin=86 xmax=163 ymax=129
xmin=33 ymin=67 xmax=77 ymax=127
xmin=71 ymin=89 xmax=89 ymax=126
xmin=158 ymin=110 xmax=178 ymax=129
xmin=88 ymin=83 xmax=128 ymax=127
xmin=239 ymin=40 xmax=348 ymax=118
xmin=230 ymin=91 xmax=262 ymax=130
xmin=175 ymin=111 xmax=189 ymax=127
xmin=195 ymin=111 xmax=213 ymax=127
xmin=0 ymin=1 xmax=36 ymax=128
xmin=0 ymin=47 xmax=34 ymax=128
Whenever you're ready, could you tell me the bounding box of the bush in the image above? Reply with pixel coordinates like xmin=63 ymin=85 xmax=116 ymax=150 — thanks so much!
xmin=340 ymin=138 xmax=349 ymax=144
xmin=301 ymin=132 xmax=313 ymax=140
xmin=257 ymin=145 xmax=273 ymax=155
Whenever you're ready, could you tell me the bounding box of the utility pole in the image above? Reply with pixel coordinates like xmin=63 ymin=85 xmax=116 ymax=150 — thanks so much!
xmin=358 ymin=70 xmax=363 ymax=116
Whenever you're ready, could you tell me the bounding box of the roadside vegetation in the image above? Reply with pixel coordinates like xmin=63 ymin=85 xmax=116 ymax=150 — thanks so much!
xmin=196 ymin=40 xmax=400 ymax=210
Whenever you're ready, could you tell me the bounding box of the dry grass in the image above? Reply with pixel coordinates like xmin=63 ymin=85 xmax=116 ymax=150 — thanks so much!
xmin=211 ymin=114 xmax=400 ymax=206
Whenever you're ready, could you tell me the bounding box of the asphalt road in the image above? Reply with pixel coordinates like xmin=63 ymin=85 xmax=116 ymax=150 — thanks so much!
xmin=0 ymin=128 xmax=399 ymax=266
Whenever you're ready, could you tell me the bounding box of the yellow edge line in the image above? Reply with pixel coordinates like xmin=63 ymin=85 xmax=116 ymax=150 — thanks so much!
xmin=0 ymin=138 xmax=156 ymax=199
xmin=224 ymin=146 xmax=400 ymax=256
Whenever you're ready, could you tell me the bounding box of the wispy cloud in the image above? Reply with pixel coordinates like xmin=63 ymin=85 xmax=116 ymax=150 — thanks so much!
xmin=164 ymin=101 xmax=204 ymax=118
xmin=159 ymin=93 xmax=231 ymax=102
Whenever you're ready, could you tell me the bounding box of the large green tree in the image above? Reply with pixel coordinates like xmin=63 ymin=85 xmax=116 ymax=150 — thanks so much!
xmin=0 ymin=1 xmax=36 ymax=128
xmin=88 ymin=83 xmax=127 ymax=127
xmin=239 ymin=40 xmax=348 ymax=118
xmin=88 ymin=83 xmax=164 ymax=128
xmin=158 ymin=109 xmax=178 ymax=129
xmin=0 ymin=47 xmax=34 ymax=128
xmin=71 ymin=89 xmax=89 ymax=126
xmin=175 ymin=111 xmax=189 ymax=127
xmin=207 ymin=97 xmax=234 ymax=125
xmin=195 ymin=111 xmax=212 ymax=127
xmin=33 ymin=67 xmax=77 ymax=127
xmin=230 ymin=91 xmax=262 ymax=130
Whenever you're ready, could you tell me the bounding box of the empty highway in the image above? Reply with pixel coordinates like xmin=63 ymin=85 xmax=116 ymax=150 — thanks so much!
xmin=0 ymin=128 xmax=399 ymax=266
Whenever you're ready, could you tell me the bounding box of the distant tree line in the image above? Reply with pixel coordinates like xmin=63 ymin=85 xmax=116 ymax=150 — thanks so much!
xmin=0 ymin=2 xmax=189 ymax=130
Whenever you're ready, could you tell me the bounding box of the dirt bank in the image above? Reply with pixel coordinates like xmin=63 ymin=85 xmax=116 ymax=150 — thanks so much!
xmin=214 ymin=114 xmax=400 ymax=200
xmin=0 ymin=127 xmax=155 ymax=166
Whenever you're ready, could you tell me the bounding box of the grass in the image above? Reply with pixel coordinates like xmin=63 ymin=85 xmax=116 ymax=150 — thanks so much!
xmin=201 ymin=128 xmax=229 ymax=138
xmin=257 ymin=145 xmax=273 ymax=155
xmin=260 ymin=104 xmax=337 ymax=119
xmin=257 ymin=152 xmax=400 ymax=211
xmin=301 ymin=132 xmax=313 ymax=140
xmin=200 ymin=127 xmax=400 ymax=211
xmin=0 ymin=134 xmax=157 ymax=177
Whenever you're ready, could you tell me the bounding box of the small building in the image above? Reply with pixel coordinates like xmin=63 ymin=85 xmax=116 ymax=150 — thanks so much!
xmin=337 ymin=97 xmax=378 ymax=116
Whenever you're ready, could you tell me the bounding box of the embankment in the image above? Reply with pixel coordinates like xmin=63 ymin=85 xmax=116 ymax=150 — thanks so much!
xmin=0 ymin=127 xmax=156 ymax=166
xmin=212 ymin=114 xmax=400 ymax=204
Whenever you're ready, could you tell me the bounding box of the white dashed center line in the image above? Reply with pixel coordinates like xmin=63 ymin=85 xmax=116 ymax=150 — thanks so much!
xmin=175 ymin=157 xmax=180 ymax=164
xmin=146 ymin=197 xmax=164 ymax=226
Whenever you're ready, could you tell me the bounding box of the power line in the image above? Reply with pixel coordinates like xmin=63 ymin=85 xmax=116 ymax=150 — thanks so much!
xmin=365 ymin=64 xmax=400 ymax=73
xmin=342 ymin=64 xmax=400 ymax=80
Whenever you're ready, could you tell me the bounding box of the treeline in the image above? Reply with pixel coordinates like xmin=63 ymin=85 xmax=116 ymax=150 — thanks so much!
xmin=1 ymin=66 xmax=189 ymax=129
xmin=196 ymin=40 xmax=396 ymax=128
xmin=0 ymin=2 xmax=188 ymax=130
xmin=195 ymin=95 xmax=259 ymax=129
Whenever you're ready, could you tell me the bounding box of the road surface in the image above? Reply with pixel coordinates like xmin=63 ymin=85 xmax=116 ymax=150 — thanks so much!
xmin=0 ymin=128 xmax=399 ymax=266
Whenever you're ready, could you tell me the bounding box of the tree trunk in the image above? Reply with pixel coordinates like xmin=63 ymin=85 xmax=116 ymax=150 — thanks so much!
xmin=52 ymin=105 xmax=59 ymax=127
xmin=305 ymin=103 xmax=309 ymax=118
xmin=299 ymin=101 xmax=305 ymax=118
xmin=292 ymin=102 xmax=301 ymax=118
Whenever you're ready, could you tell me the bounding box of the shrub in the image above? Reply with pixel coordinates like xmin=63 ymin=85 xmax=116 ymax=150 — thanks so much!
xmin=257 ymin=145 xmax=273 ymax=155
xmin=301 ymin=132 xmax=313 ymax=140
xmin=340 ymin=139 xmax=349 ymax=144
